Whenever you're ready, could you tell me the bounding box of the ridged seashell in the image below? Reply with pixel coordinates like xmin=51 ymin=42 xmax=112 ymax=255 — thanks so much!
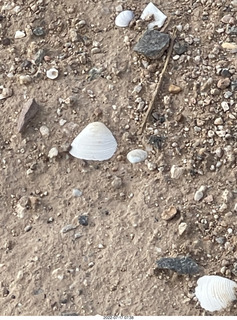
xmin=115 ymin=10 xmax=134 ymax=27
xmin=46 ymin=68 xmax=59 ymax=80
xmin=195 ymin=275 xmax=237 ymax=312
xmin=69 ymin=122 xmax=117 ymax=161
xmin=127 ymin=149 xmax=147 ymax=163
xmin=141 ymin=2 xmax=167 ymax=29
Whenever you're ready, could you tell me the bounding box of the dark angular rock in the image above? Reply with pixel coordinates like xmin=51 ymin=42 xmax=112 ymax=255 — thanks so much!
xmin=2 ymin=38 xmax=10 ymax=46
xmin=156 ymin=256 xmax=200 ymax=275
xmin=33 ymin=27 xmax=46 ymax=37
xmin=17 ymin=98 xmax=40 ymax=133
xmin=148 ymin=135 xmax=164 ymax=149
xmin=173 ymin=41 xmax=188 ymax=55
xmin=78 ymin=215 xmax=88 ymax=226
xmin=133 ymin=30 xmax=170 ymax=60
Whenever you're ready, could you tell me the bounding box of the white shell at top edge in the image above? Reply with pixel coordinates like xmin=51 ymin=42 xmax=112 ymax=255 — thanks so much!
xmin=195 ymin=275 xmax=237 ymax=312
xmin=127 ymin=149 xmax=147 ymax=164
xmin=69 ymin=122 xmax=117 ymax=161
xmin=141 ymin=2 xmax=167 ymax=29
xmin=115 ymin=10 xmax=134 ymax=27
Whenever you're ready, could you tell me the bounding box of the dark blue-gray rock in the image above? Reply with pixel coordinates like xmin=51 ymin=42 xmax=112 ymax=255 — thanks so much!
xmin=156 ymin=256 xmax=200 ymax=275
xmin=173 ymin=41 xmax=188 ymax=55
xmin=133 ymin=30 xmax=170 ymax=60
xmin=33 ymin=27 xmax=46 ymax=36
xmin=79 ymin=215 xmax=88 ymax=226
xmin=221 ymin=68 xmax=232 ymax=78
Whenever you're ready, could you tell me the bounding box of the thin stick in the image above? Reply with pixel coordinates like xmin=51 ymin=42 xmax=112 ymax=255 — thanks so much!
xmin=138 ymin=30 xmax=176 ymax=135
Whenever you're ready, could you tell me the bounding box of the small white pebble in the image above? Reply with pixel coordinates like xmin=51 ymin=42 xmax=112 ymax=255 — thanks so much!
xmin=48 ymin=147 xmax=58 ymax=158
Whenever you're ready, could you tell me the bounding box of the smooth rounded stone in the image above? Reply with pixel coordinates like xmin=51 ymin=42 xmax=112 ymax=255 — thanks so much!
xmin=170 ymin=165 xmax=184 ymax=179
xmin=19 ymin=75 xmax=32 ymax=85
xmin=15 ymin=30 xmax=26 ymax=38
xmin=214 ymin=117 xmax=223 ymax=125
xmin=78 ymin=215 xmax=88 ymax=226
xmin=33 ymin=26 xmax=45 ymax=36
xmin=133 ymin=30 xmax=170 ymax=60
xmin=168 ymin=84 xmax=182 ymax=94
xmin=111 ymin=176 xmax=122 ymax=189
xmin=2 ymin=38 xmax=11 ymax=46
xmin=178 ymin=222 xmax=187 ymax=235
xmin=194 ymin=186 xmax=207 ymax=201
xmin=156 ymin=256 xmax=199 ymax=275
xmin=221 ymin=69 xmax=232 ymax=78
xmin=39 ymin=125 xmax=50 ymax=137
xmin=217 ymin=78 xmax=230 ymax=89
xmin=161 ymin=206 xmax=178 ymax=221
xmin=48 ymin=147 xmax=58 ymax=158
xmin=24 ymin=225 xmax=32 ymax=232
xmin=127 ymin=149 xmax=147 ymax=164
xmin=72 ymin=189 xmax=82 ymax=197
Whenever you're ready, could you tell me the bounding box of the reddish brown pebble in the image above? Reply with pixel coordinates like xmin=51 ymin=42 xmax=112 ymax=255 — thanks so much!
xmin=217 ymin=78 xmax=230 ymax=89
xmin=161 ymin=206 xmax=178 ymax=221
xmin=17 ymin=98 xmax=39 ymax=133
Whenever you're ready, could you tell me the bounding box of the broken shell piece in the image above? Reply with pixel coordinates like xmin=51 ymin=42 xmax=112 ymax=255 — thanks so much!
xmin=0 ymin=87 xmax=13 ymax=100
xmin=46 ymin=68 xmax=59 ymax=80
xmin=141 ymin=2 xmax=167 ymax=29
xmin=127 ymin=149 xmax=147 ymax=163
xmin=69 ymin=122 xmax=117 ymax=161
xmin=195 ymin=275 xmax=237 ymax=312
xmin=115 ymin=10 xmax=134 ymax=27
xmin=15 ymin=30 xmax=26 ymax=39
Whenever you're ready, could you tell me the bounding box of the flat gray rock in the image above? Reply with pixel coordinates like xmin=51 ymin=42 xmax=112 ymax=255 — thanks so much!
xmin=156 ymin=256 xmax=200 ymax=275
xmin=133 ymin=30 xmax=170 ymax=59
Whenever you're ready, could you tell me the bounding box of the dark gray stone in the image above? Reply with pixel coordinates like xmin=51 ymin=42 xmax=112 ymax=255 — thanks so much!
xmin=133 ymin=30 xmax=170 ymax=60
xmin=156 ymin=256 xmax=200 ymax=275
xmin=33 ymin=27 xmax=46 ymax=37
xmin=221 ymin=68 xmax=232 ymax=78
xmin=173 ymin=41 xmax=188 ymax=55
xmin=79 ymin=215 xmax=88 ymax=226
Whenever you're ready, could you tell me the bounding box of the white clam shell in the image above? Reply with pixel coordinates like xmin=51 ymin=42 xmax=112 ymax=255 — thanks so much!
xmin=46 ymin=68 xmax=59 ymax=80
xmin=115 ymin=10 xmax=134 ymax=27
xmin=127 ymin=149 xmax=147 ymax=163
xmin=141 ymin=2 xmax=167 ymax=29
xmin=195 ymin=275 xmax=237 ymax=312
xmin=69 ymin=122 xmax=117 ymax=161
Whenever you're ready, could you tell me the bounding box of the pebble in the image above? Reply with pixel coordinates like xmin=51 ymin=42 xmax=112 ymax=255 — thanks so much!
xmin=234 ymin=203 xmax=237 ymax=212
xmin=161 ymin=206 xmax=178 ymax=221
xmin=194 ymin=185 xmax=207 ymax=202
xmin=72 ymin=189 xmax=83 ymax=197
xmin=168 ymin=84 xmax=182 ymax=94
xmin=78 ymin=215 xmax=88 ymax=226
xmin=178 ymin=222 xmax=187 ymax=235
xmin=39 ymin=125 xmax=50 ymax=137
xmin=173 ymin=41 xmax=187 ymax=55
xmin=61 ymin=224 xmax=77 ymax=233
xmin=222 ymin=42 xmax=237 ymax=51
xmin=24 ymin=225 xmax=32 ymax=232
xmin=15 ymin=30 xmax=26 ymax=39
xmin=48 ymin=147 xmax=58 ymax=158
xmin=146 ymin=161 xmax=157 ymax=171
xmin=111 ymin=176 xmax=122 ymax=189
xmin=17 ymin=98 xmax=39 ymax=133
xmin=0 ymin=87 xmax=13 ymax=100
xmin=222 ymin=189 xmax=233 ymax=203
xmin=157 ymin=256 xmax=199 ymax=275
xmin=74 ymin=233 xmax=82 ymax=239
xmin=217 ymin=78 xmax=230 ymax=89
xmin=133 ymin=30 xmax=170 ymax=59
xmin=170 ymin=165 xmax=185 ymax=179
xmin=221 ymin=101 xmax=229 ymax=112
xmin=32 ymin=26 xmax=45 ymax=36
xmin=19 ymin=75 xmax=32 ymax=85
xmin=214 ymin=117 xmax=223 ymax=125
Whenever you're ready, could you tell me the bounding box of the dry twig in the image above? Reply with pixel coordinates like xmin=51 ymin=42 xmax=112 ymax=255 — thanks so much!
xmin=138 ymin=29 xmax=176 ymax=135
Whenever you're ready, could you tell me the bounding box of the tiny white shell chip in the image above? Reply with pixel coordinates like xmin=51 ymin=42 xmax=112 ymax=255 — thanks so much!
xmin=115 ymin=10 xmax=134 ymax=27
xmin=15 ymin=30 xmax=26 ymax=39
xmin=48 ymin=147 xmax=58 ymax=158
xmin=46 ymin=68 xmax=59 ymax=80
xmin=141 ymin=2 xmax=167 ymax=29
xmin=127 ymin=149 xmax=148 ymax=163
xmin=69 ymin=122 xmax=117 ymax=161
xmin=195 ymin=275 xmax=237 ymax=312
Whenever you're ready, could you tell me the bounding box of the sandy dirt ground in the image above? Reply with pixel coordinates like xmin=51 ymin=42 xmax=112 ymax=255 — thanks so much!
xmin=0 ymin=0 xmax=237 ymax=316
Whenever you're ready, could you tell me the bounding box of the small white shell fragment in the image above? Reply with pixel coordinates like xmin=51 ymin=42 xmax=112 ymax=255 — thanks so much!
xmin=115 ymin=10 xmax=134 ymax=27
xmin=15 ymin=30 xmax=26 ymax=39
xmin=48 ymin=147 xmax=58 ymax=158
xmin=46 ymin=68 xmax=59 ymax=80
xmin=127 ymin=149 xmax=148 ymax=164
xmin=40 ymin=125 xmax=50 ymax=137
xmin=195 ymin=275 xmax=237 ymax=312
xmin=72 ymin=189 xmax=83 ymax=197
xmin=141 ymin=2 xmax=167 ymax=29
xmin=69 ymin=122 xmax=117 ymax=161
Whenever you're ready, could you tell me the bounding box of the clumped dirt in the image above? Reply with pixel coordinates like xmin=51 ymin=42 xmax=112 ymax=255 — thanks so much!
xmin=0 ymin=0 xmax=237 ymax=316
